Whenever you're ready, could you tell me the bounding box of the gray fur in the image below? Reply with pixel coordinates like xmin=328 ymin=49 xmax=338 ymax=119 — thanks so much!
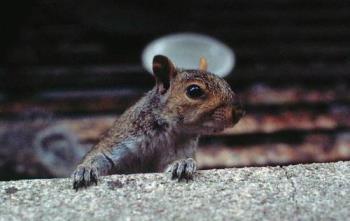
xmin=72 ymin=90 xmax=200 ymax=190
xmin=72 ymin=55 xmax=244 ymax=190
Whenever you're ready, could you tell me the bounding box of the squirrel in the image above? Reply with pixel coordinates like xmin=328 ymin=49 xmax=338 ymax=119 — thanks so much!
xmin=72 ymin=55 xmax=244 ymax=190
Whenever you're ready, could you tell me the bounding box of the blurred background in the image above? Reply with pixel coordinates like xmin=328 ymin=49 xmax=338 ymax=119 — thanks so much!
xmin=0 ymin=0 xmax=349 ymax=180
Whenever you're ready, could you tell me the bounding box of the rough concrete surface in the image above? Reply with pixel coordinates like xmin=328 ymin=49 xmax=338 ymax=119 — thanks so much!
xmin=0 ymin=162 xmax=349 ymax=221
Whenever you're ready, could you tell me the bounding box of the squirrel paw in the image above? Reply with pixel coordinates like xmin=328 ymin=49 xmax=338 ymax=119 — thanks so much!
xmin=167 ymin=158 xmax=197 ymax=181
xmin=72 ymin=164 xmax=99 ymax=190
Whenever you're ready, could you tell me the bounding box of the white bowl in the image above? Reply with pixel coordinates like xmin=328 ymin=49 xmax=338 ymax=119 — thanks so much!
xmin=142 ymin=33 xmax=235 ymax=77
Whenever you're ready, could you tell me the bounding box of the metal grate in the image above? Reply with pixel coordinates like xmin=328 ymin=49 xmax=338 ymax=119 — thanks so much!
xmin=0 ymin=0 xmax=349 ymax=179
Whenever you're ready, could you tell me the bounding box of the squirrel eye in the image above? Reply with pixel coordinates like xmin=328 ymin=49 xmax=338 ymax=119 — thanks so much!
xmin=186 ymin=84 xmax=204 ymax=99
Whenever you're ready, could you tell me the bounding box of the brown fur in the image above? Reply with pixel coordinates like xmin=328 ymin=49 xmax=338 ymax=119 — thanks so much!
xmin=72 ymin=55 xmax=244 ymax=190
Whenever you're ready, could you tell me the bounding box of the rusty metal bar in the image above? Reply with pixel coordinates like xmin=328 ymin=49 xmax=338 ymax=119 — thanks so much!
xmin=0 ymin=117 xmax=348 ymax=178
xmin=0 ymin=84 xmax=348 ymax=116
xmin=197 ymin=132 xmax=350 ymax=169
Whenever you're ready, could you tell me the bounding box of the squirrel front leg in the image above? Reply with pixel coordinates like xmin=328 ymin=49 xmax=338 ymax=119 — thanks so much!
xmin=166 ymin=137 xmax=199 ymax=181
xmin=166 ymin=158 xmax=197 ymax=181
xmin=72 ymin=143 xmax=133 ymax=190
xmin=72 ymin=148 xmax=112 ymax=190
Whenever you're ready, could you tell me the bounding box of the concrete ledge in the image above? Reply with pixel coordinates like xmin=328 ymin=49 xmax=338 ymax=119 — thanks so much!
xmin=1 ymin=162 xmax=349 ymax=221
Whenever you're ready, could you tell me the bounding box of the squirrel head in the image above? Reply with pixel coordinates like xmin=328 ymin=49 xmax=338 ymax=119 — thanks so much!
xmin=152 ymin=55 xmax=244 ymax=135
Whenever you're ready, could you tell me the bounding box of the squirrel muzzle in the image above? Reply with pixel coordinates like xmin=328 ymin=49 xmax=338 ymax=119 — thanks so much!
xmin=231 ymin=97 xmax=245 ymax=125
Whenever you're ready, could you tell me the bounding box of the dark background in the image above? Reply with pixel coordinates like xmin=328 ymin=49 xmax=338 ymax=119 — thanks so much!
xmin=0 ymin=0 xmax=349 ymax=180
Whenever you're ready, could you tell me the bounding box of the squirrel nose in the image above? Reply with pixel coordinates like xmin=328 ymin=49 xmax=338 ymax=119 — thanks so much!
xmin=231 ymin=96 xmax=244 ymax=111
xmin=231 ymin=97 xmax=245 ymax=123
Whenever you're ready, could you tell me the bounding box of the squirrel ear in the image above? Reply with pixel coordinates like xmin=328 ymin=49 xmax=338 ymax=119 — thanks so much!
xmin=199 ymin=57 xmax=208 ymax=71
xmin=152 ymin=55 xmax=177 ymax=94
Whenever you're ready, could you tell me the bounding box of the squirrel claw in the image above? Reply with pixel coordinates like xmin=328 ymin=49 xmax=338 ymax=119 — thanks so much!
xmin=72 ymin=165 xmax=99 ymax=190
xmin=167 ymin=158 xmax=197 ymax=182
